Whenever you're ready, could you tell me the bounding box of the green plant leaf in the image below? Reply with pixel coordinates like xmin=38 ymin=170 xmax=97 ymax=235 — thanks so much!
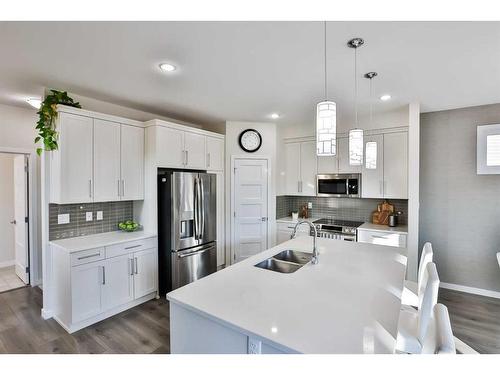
xmin=34 ymin=90 xmax=80 ymax=157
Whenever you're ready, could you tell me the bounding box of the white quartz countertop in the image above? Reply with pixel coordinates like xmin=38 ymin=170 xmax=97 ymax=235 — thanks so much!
xmin=276 ymin=216 xmax=321 ymax=224
xmin=167 ymin=236 xmax=407 ymax=354
xmin=358 ymin=222 xmax=408 ymax=234
xmin=50 ymin=231 xmax=157 ymax=253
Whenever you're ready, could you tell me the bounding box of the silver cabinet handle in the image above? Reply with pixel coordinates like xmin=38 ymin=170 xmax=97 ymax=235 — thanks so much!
xmin=89 ymin=179 xmax=92 ymax=198
xmin=77 ymin=253 xmax=101 ymax=260
xmin=129 ymin=258 xmax=134 ymax=276
xmin=134 ymin=257 xmax=138 ymax=274
xmin=372 ymin=235 xmax=390 ymax=239
xmin=207 ymin=152 xmax=211 ymax=168
xmin=186 ymin=150 xmax=189 ymax=165
xmin=125 ymin=244 xmax=142 ymax=250
xmin=117 ymin=180 xmax=121 ymax=197
xmin=102 ymin=266 xmax=106 ymax=285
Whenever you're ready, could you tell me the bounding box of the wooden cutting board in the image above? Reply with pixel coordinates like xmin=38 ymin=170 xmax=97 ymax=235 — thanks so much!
xmin=372 ymin=200 xmax=395 ymax=225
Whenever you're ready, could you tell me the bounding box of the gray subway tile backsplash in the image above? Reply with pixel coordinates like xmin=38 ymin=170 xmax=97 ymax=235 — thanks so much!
xmin=276 ymin=195 xmax=408 ymax=225
xmin=49 ymin=201 xmax=133 ymax=240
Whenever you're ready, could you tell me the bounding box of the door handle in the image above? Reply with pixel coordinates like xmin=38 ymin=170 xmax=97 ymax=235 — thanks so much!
xmin=186 ymin=150 xmax=189 ymax=165
xmin=102 ymin=266 xmax=106 ymax=285
xmin=261 ymin=217 xmax=268 ymax=222
xmin=10 ymin=220 xmax=16 ymax=225
xmin=134 ymin=257 xmax=138 ymax=274
xmin=207 ymin=153 xmax=211 ymax=168
xmin=199 ymin=177 xmax=205 ymax=239
xmin=129 ymin=259 xmax=134 ymax=276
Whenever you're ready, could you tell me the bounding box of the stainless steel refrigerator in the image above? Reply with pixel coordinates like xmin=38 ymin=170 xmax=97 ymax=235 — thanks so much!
xmin=158 ymin=170 xmax=217 ymax=294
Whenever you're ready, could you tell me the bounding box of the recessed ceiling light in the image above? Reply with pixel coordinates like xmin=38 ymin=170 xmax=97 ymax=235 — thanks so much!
xmin=26 ymin=98 xmax=41 ymax=109
xmin=159 ymin=63 xmax=176 ymax=72
xmin=380 ymin=94 xmax=391 ymax=101
xmin=270 ymin=113 xmax=280 ymax=119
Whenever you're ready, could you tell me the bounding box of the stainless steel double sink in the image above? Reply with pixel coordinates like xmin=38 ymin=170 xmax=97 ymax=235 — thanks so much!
xmin=254 ymin=250 xmax=312 ymax=273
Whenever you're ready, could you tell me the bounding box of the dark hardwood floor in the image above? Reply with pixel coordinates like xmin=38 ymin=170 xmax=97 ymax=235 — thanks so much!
xmin=0 ymin=287 xmax=170 ymax=354
xmin=439 ymin=288 xmax=500 ymax=354
xmin=1 ymin=286 xmax=499 ymax=354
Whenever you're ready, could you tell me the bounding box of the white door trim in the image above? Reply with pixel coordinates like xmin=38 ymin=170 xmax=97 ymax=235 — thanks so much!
xmin=0 ymin=147 xmax=38 ymax=287
xmin=230 ymin=155 xmax=271 ymax=265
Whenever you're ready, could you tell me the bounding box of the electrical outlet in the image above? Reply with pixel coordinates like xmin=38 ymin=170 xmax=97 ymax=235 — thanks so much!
xmin=308 ymin=202 xmax=312 ymax=209
xmin=96 ymin=211 xmax=103 ymax=221
xmin=57 ymin=214 xmax=70 ymax=225
xmin=247 ymin=337 xmax=261 ymax=354
xmin=86 ymin=212 xmax=93 ymax=222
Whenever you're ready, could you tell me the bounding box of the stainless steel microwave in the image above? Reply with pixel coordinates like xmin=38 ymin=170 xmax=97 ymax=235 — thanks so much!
xmin=316 ymin=173 xmax=361 ymax=198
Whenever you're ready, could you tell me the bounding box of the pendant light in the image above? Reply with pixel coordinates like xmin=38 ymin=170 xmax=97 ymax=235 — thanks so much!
xmin=316 ymin=21 xmax=337 ymax=156
xmin=364 ymin=71 xmax=378 ymax=169
xmin=348 ymin=38 xmax=364 ymax=166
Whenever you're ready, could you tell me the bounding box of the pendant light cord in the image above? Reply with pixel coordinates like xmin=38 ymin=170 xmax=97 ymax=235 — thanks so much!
xmin=354 ymin=47 xmax=358 ymax=128
xmin=324 ymin=21 xmax=327 ymax=100
xmin=370 ymin=75 xmax=373 ymax=127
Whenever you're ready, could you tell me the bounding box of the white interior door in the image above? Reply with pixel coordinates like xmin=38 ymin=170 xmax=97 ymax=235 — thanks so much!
xmin=13 ymin=155 xmax=28 ymax=284
xmin=233 ymin=159 xmax=268 ymax=263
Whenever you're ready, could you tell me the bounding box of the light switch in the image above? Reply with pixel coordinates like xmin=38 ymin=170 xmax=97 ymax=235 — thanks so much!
xmin=58 ymin=214 xmax=70 ymax=225
xmin=308 ymin=202 xmax=312 ymax=209
xmin=96 ymin=211 xmax=103 ymax=221
xmin=86 ymin=212 xmax=93 ymax=222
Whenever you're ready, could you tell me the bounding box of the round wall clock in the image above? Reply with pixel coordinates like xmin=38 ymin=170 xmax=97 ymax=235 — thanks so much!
xmin=238 ymin=129 xmax=262 ymax=153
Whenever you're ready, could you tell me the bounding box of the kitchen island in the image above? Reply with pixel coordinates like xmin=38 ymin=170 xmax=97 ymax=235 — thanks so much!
xmin=166 ymin=236 xmax=407 ymax=354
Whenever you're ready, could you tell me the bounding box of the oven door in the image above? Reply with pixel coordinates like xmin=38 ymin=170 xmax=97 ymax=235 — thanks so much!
xmin=316 ymin=175 xmax=348 ymax=197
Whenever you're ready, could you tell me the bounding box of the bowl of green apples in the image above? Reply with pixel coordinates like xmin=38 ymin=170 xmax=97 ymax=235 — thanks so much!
xmin=118 ymin=220 xmax=141 ymax=232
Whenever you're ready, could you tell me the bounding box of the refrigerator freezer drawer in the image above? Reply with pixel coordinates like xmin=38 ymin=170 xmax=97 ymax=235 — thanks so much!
xmin=172 ymin=242 xmax=217 ymax=290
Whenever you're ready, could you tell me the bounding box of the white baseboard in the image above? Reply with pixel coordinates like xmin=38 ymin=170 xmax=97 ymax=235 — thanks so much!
xmin=41 ymin=308 xmax=53 ymax=320
xmin=0 ymin=260 xmax=15 ymax=268
xmin=441 ymin=282 xmax=500 ymax=299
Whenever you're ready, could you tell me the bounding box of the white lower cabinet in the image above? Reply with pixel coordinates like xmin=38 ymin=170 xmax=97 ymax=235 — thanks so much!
xmin=133 ymin=248 xmax=157 ymax=299
xmin=52 ymin=236 xmax=158 ymax=333
xmin=71 ymin=261 xmax=104 ymax=323
xmin=357 ymin=229 xmax=407 ymax=248
xmin=101 ymin=254 xmax=134 ymax=311
xmin=276 ymin=222 xmax=310 ymax=245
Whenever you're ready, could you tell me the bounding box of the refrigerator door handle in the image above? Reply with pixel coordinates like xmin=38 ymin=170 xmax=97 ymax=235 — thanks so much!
xmin=193 ymin=177 xmax=199 ymax=240
xmin=200 ymin=176 xmax=205 ymax=239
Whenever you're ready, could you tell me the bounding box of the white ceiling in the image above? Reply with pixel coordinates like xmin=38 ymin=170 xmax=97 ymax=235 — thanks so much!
xmin=1 ymin=21 xmax=499 ymax=127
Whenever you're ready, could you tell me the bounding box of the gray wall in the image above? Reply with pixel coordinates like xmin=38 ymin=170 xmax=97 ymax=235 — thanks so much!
xmin=420 ymin=103 xmax=500 ymax=292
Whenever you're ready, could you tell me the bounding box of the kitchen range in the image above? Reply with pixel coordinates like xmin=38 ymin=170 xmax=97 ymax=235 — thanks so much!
xmin=312 ymin=218 xmax=363 ymax=241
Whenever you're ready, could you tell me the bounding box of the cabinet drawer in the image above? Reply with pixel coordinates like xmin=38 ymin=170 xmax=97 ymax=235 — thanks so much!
xmin=71 ymin=247 xmax=105 ymax=266
xmin=106 ymin=237 xmax=157 ymax=258
xmin=357 ymin=230 xmax=407 ymax=248
xmin=277 ymin=222 xmax=310 ymax=232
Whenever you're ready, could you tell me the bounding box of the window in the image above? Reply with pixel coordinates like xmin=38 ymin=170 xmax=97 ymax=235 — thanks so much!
xmin=365 ymin=141 xmax=377 ymax=169
xmin=486 ymin=134 xmax=500 ymax=166
xmin=349 ymin=129 xmax=363 ymax=166
xmin=477 ymin=124 xmax=500 ymax=174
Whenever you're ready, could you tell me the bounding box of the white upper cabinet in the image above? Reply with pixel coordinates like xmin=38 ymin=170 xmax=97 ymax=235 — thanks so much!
xmin=184 ymin=132 xmax=206 ymax=169
xmin=362 ymin=134 xmax=384 ymax=198
xmin=121 ymin=124 xmax=145 ymax=200
xmin=50 ymin=112 xmax=93 ymax=204
xmin=300 ymin=141 xmax=317 ymax=196
xmin=383 ymin=132 xmax=408 ymax=199
xmin=284 ymin=141 xmax=317 ymax=196
xmin=284 ymin=142 xmax=301 ymax=194
xmin=50 ymin=110 xmax=145 ymax=204
xmin=154 ymin=125 xmax=222 ymax=171
xmin=156 ymin=126 xmax=185 ymax=168
xmin=94 ymin=119 xmax=121 ymax=202
xmin=206 ymin=136 xmax=224 ymax=171
xmin=362 ymin=131 xmax=408 ymax=199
